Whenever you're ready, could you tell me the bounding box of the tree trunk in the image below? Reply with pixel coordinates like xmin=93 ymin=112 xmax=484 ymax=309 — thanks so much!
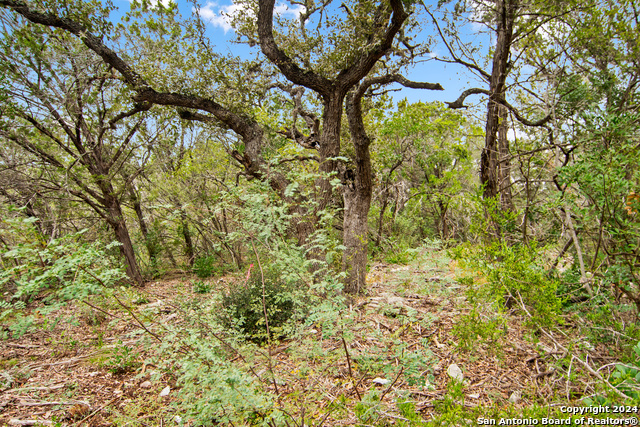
xmin=498 ymin=104 xmax=515 ymax=212
xmin=438 ymin=199 xmax=449 ymax=240
xmin=105 ymin=199 xmax=144 ymax=285
xmin=375 ymin=195 xmax=389 ymax=248
xmin=343 ymin=184 xmax=372 ymax=293
xmin=480 ymin=0 xmax=517 ymax=237
xmin=343 ymin=91 xmax=373 ymax=293
xmin=129 ymin=184 xmax=160 ymax=264
xmin=317 ymin=95 xmax=344 ymax=209
xmin=481 ymin=0 xmax=516 ymax=201
xmin=179 ymin=209 xmax=195 ymax=267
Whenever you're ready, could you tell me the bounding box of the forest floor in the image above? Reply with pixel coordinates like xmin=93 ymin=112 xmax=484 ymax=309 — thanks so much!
xmin=0 ymin=247 xmax=632 ymax=426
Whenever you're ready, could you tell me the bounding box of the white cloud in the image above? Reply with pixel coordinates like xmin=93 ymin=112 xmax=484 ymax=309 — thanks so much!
xmin=128 ymin=0 xmax=173 ymax=10
xmin=152 ymin=0 xmax=172 ymax=7
xmin=274 ymin=2 xmax=306 ymax=18
xmin=197 ymin=2 xmax=247 ymax=33
xmin=468 ymin=0 xmax=489 ymax=32
xmin=197 ymin=1 xmax=305 ymax=33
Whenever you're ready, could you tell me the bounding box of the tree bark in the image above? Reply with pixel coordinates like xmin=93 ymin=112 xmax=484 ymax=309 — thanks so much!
xmin=438 ymin=199 xmax=449 ymax=240
xmin=481 ymin=0 xmax=516 ymax=202
xmin=105 ymin=198 xmax=144 ymax=285
xmin=479 ymin=0 xmax=517 ymax=239
xmin=342 ymin=90 xmax=374 ymax=293
xmin=375 ymin=196 xmax=389 ymax=248
xmin=179 ymin=209 xmax=195 ymax=267
xmin=498 ymin=104 xmax=515 ymax=212
xmin=128 ymin=183 xmax=160 ymax=265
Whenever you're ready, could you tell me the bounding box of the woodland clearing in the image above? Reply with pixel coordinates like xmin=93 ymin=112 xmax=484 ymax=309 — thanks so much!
xmin=1 ymin=247 xmax=635 ymax=426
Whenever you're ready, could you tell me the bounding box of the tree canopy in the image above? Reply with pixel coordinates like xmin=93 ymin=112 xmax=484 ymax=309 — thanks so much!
xmin=1 ymin=0 xmax=639 ymax=422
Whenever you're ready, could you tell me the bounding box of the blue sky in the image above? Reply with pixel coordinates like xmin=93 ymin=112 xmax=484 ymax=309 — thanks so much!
xmin=117 ymin=0 xmax=489 ymax=107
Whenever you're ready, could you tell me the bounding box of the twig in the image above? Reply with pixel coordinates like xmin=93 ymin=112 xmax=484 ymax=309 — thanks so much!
xmin=380 ymin=366 xmax=404 ymax=401
xmin=8 ymin=420 xmax=52 ymax=426
xmin=249 ymin=239 xmax=271 ymax=340
xmin=278 ymin=408 xmax=299 ymax=427
xmin=79 ymin=265 xmax=109 ymax=288
xmin=341 ymin=335 xmax=362 ymax=400
xmin=112 ymin=295 xmax=162 ymax=343
xmin=380 ymin=411 xmax=410 ymax=422
xmin=19 ymin=351 xmax=104 ymax=371
xmin=14 ymin=399 xmax=89 ymax=407
xmin=248 ymin=238 xmax=280 ymax=394
xmin=266 ymin=351 xmax=279 ymax=396
xmin=341 ymin=336 xmax=354 ymax=377
xmin=81 ymin=299 xmax=125 ymax=321
xmin=317 ymin=395 xmax=338 ymax=427
xmin=589 ymin=326 xmax=636 ymax=340
xmin=75 ymin=396 xmax=121 ymax=426
xmin=4 ymin=343 xmax=40 ymax=349
xmin=567 ymin=357 xmax=573 ymax=401
xmin=537 ymin=326 xmax=632 ymax=401
xmin=5 ymin=384 xmax=65 ymax=393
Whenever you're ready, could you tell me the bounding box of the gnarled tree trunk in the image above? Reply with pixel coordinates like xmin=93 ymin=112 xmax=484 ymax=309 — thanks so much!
xmin=342 ymin=90 xmax=373 ymax=293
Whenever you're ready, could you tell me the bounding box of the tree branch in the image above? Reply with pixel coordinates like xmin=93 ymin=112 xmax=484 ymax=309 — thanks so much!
xmin=257 ymin=0 xmax=410 ymax=97
xmin=423 ymin=6 xmax=491 ymax=82
xmin=337 ymin=0 xmax=409 ymax=90
xmin=0 ymin=0 xmax=265 ymax=150
xmin=446 ymin=87 xmax=553 ymax=127
xmin=257 ymin=0 xmax=333 ymax=96
xmin=357 ymin=74 xmax=443 ymax=100
xmin=445 ymin=87 xmax=490 ymax=109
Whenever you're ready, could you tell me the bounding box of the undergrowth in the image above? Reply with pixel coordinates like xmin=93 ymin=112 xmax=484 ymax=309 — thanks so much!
xmin=220 ymin=269 xmax=301 ymax=343
xmin=0 ymin=215 xmax=126 ymax=338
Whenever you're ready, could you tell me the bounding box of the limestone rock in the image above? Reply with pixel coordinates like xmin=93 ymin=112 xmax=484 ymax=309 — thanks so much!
xmin=447 ymin=363 xmax=464 ymax=382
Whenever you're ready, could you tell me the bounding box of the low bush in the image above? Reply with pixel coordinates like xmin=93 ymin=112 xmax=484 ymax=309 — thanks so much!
xmin=220 ymin=269 xmax=301 ymax=343
xmin=453 ymin=307 xmax=507 ymax=353
xmin=451 ymin=241 xmax=562 ymax=327
xmin=192 ymin=279 xmax=212 ymax=294
xmin=1 ymin=217 xmax=125 ymax=303
xmin=193 ymin=255 xmax=218 ymax=278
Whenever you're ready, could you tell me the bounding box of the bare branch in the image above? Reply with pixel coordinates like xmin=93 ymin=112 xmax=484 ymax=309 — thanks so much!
xmin=423 ymin=6 xmax=491 ymax=82
xmin=446 ymin=87 xmax=552 ymax=127
xmin=358 ymin=73 xmax=443 ymax=100
xmin=445 ymin=88 xmax=490 ymax=109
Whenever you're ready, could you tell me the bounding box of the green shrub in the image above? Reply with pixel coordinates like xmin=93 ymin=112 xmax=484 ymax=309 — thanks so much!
xmin=453 ymin=307 xmax=507 ymax=353
xmin=0 ymin=218 xmax=125 ymax=303
xmin=192 ymin=279 xmax=212 ymax=294
xmin=220 ymin=269 xmax=300 ymax=343
xmin=385 ymin=247 xmax=420 ymax=265
xmin=584 ymin=341 xmax=640 ymax=406
xmin=451 ymin=241 xmax=562 ymax=327
xmin=193 ymin=255 xmax=217 ymax=278
xmin=103 ymin=340 xmax=140 ymax=375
